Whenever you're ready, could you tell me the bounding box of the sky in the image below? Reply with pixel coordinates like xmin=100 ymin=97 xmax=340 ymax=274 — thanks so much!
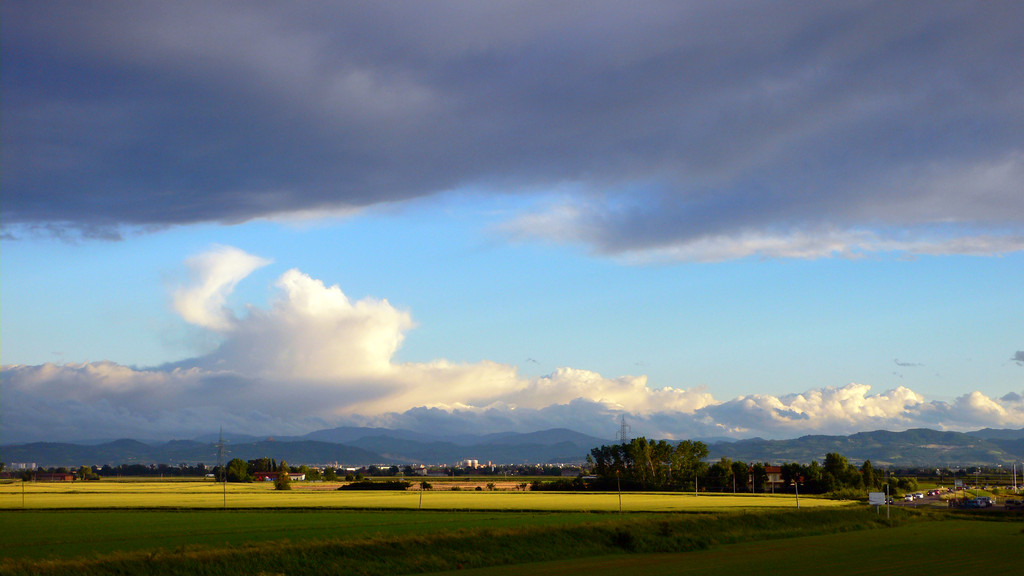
xmin=2 ymin=1 xmax=1023 ymax=444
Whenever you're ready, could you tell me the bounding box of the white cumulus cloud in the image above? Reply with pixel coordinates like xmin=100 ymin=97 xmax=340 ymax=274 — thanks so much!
xmin=195 ymin=268 xmax=414 ymax=381
xmin=3 ymin=247 xmax=1022 ymax=442
xmin=173 ymin=245 xmax=271 ymax=331
xmin=698 ymin=384 xmax=929 ymax=437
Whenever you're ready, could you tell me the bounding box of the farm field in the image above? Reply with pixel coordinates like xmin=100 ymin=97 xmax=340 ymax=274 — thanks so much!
xmin=3 ymin=506 xmax=1017 ymax=576
xmin=0 ymin=506 xmax=901 ymax=575
xmin=1 ymin=478 xmax=1019 ymax=576
xmin=0 ymin=479 xmax=850 ymax=511
xmin=11 ymin=480 xmax=1017 ymax=576
xmin=431 ymin=518 xmax=1024 ymax=576
xmin=0 ymin=509 xmax=659 ymax=560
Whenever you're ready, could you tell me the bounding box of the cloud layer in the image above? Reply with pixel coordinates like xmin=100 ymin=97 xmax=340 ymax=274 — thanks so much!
xmin=4 ymin=247 xmax=1021 ymax=443
xmin=4 ymin=2 xmax=1023 ymax=260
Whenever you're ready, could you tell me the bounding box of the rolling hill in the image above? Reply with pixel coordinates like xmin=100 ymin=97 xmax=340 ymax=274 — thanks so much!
xmin=3 ymin=427 xmax=1021 ymax=469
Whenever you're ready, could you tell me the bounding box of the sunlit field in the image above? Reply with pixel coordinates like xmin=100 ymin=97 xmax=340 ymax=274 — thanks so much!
xmin=0 ymin=479 xmax=851 ymax=511
xmin=3 ymin=479 xmax=1018 ymax=576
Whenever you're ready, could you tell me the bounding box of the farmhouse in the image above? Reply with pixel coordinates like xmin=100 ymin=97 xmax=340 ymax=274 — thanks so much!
xmin=749 ymin=465 xmax=785 ymax=492
xmin=35 ymin=472 xmax=75 ymax=482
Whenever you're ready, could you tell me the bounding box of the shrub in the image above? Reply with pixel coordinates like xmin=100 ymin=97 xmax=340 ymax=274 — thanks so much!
xmin=338 ymin=480 xmax=411 ymax=491
xmin=825 ymin=487 xmax=867 ymax=500
xmin=611 ymin=528 xmax=637 ymax=551
xmin=530 ymin=478 xmax=588 ymax=491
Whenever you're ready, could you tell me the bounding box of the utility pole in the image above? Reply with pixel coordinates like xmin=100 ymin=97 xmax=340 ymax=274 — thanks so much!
xmin=216 ymin=427 xmax=227 ymax=509
xmin=616 ymin=471 xmax=622 ymax=513
xmin=885 ymin=470 xmax=890 ymax=521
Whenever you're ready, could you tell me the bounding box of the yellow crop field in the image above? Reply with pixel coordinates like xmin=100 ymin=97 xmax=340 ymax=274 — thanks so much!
xmin=0 ymin=480 xmax=853 ymax=511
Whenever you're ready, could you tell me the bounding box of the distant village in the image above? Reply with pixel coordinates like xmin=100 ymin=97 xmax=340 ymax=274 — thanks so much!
xmin=4 ymin=452 xmax=1020 ymax=501
xmin=2 ymin=459 xmax=589 ymax=483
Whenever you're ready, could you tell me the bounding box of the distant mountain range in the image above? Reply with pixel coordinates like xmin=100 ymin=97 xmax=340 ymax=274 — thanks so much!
xmin=705 ymin=428 xmax=1024 ymax=468
xmin=3 ymin=427 xmax=1022 ymax=469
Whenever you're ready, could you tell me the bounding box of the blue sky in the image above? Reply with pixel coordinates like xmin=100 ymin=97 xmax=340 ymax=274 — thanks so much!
xmin=2 ymin=2 xmax=1023 ymax=443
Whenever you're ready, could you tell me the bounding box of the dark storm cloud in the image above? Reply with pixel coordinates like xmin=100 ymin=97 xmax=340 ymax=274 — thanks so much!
xmin=3 ymin=1 xmax=1023 ymax=253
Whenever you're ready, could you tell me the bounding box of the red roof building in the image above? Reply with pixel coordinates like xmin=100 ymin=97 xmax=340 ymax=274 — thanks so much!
xmin=748 ymin=465 xmax=785 ymax=492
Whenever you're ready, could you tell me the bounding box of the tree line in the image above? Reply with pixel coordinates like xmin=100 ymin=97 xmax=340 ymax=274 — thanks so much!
xmin=568 ymin=437 xmax=918 ymax=496
xmin=4 ymin=463 xmax=211 ymax=480
xmin=221 ymin=457 xmax=341 ymax=482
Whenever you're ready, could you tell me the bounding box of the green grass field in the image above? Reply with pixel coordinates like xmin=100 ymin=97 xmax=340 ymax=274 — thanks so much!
xmin=2 ymin=480 xmax=1017 ymax=576
xmin=0 ymin=509 xmax=665 ymax=560
xmin=431 ymin=518 xmax=1024 ymax=576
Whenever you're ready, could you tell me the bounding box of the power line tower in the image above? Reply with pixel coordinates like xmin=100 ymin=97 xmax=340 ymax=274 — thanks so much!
xmin=615 ymin=415 xmax=631 ymax=445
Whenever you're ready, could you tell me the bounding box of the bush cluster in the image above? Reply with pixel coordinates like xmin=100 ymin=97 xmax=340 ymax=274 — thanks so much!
xmin=337 ymin=480 xmax=412 ymax=491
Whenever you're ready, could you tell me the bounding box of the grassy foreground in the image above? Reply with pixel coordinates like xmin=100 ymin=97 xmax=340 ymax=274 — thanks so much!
xmin=7 ymin=482 xmax=1012 ymax=576
xmin=0 ymin=508 xmax=963 ymax=576
xmin=0 ymin=509 xmax=665 ymax=560
xmin=432 ymin=516 xmax=1024 ymax=576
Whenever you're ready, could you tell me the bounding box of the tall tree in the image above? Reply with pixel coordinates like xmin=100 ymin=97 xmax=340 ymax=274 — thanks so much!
xmin=860 ymin=460 xmax=877 ymax=489
xmin=226 ymin=458 xmax=251 ymax=483
xmin=77 ymin=465 xmax=94 ymax=481
xmin=708 ymin=457 xmax=732 ymax=491
xmin=750 ymin=463 xmax=767 ymax=492
xmin=823 ymin=453 xmax=849 ymax=480
xmin=730 ymin=460 xmax=750 ymax=492
xmin=590 ymin=437 xmax=708 ymax=490
xmin=249 ymin=457 xmax=273 ymax=473
xmin=670 ymin=439 xmax=709 ymax=487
